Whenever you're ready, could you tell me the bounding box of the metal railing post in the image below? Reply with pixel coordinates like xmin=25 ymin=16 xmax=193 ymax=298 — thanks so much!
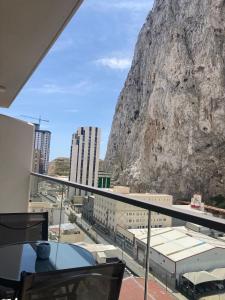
xmin=144 ymin=211 xmax=151 ymax=300
xmin=58 ymin=184 xmax=64 ymax=241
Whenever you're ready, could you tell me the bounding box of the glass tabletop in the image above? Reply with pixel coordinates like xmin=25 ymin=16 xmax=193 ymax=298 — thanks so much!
xmin=0 ymin=241 xmax=96 ymax=282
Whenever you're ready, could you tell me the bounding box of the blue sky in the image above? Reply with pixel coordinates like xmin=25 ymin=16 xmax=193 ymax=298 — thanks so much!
xmin=0 ymin=0 xmax=153 ymax=160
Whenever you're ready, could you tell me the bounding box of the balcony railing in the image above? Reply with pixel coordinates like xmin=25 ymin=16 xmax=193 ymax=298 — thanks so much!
xmin=30 ymin=172 xmax=225 ymax=300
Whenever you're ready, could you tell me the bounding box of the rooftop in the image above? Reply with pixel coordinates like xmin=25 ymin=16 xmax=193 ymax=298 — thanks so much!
xmin=129 ymin=226 xmax=225 ymax=262
xmin=173 ymin=205 xmax=207 ymax=214
xmin=183 ymin=268 xmax=225 ymax=285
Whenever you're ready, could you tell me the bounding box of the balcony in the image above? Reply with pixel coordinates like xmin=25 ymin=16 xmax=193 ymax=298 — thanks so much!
xmin=29 ymin=172 xmax=225 ymax=300
xmin=1 ymin=1 xmax=225 ymax=299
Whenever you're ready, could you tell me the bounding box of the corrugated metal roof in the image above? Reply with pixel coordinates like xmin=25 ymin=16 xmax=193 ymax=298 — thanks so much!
xmin=130 ymin=226 xmax=225 ymax=261
xmin=169 ymin=244 xmax=215 ymax=261
xmin=210 ymin=268 xmax=225 ymax=280
xmin=183 ymin=269 xmax=225 ymax=285
xmin=183 ymin=271 xmax=219 ymax=285
xmin=159 ymin=230 xmax=186 ymax=241
xmin=148 ymin=235 xmax=169 ymax=247
xmin=153 ymin=236 xmax=203 ymax=256
xmin=128 ymin=227 xmax=172 ymax=237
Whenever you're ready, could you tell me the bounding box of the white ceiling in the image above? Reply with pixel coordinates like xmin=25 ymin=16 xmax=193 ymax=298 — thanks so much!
xmin=0 ymin=0 xmax=83 ymax=108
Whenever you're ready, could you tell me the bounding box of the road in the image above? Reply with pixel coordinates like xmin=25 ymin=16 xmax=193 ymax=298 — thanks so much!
xmin=76 ymin=216 xmax=147 ymax=277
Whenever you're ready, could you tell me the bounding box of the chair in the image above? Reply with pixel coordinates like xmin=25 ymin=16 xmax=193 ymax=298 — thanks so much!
xmin=0 ymin=212 xmax=48 ymax=300
xmin=0 ymin=212 xmax=48 ymax=245
xmin=19 ymin=260 xmax=125 ymax=300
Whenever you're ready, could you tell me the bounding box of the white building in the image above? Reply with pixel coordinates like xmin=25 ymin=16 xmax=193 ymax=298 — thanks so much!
xmin=77 ymin=243 xmax=119 ymax=264
xmin=130 ymin=226 xmax=225 ymax=287
xmin=34 ymin=123 xmax=51 ymax=174
xmin=93 ymin=186 xmax=173 ymax=232
xmin=69 ymin=126 xmax=101 ymax=196
xmin=29 ymin=201 xmax=65 ymax=225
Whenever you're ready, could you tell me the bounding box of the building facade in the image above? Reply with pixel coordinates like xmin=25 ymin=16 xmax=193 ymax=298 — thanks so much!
xmin=69 ymin=126 xmax=101 ymax=195
xmin=29 ymin=201 xmax=65 ymax=226
xmin=130 ymin=227 xmax=225 ymax=288
xmin=32 ymin=149 xmax=41 ymax=173
xmin=82 ymin=195 xmax=95 ymax=224
xmin=33 ymin=123 xmax=51 ymax=174
xmin=93 ymin=186 xmax=173 ymax=232
xmin=98 ymin=171 xmax=111 ymax=188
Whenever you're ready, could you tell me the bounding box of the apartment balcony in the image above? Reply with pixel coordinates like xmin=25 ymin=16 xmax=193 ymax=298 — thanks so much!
xmin=1 ymin=148 xmax=225 ymax=300
xmin=1 ymin=1 xmax=225 ymax=299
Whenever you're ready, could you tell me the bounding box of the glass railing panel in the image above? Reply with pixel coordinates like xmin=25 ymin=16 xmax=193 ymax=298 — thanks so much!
xmin=67 ymin=188 xmax=151 ymax=300
xmin=30 ymin=175 xmax=66 ymax=241
xmin=30 ymin=175 xmax=155 ymax=300
xmin=152 ymin=208 xmax=225 ymax=300
xmin=30 ymin=174 xmax=225 ymax=300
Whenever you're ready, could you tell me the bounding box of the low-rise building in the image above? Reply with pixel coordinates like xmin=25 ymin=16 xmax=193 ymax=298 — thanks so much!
xmin=49 ymin=223 xmax=84 ymax=243
xmin=127 ymin=226 xmax=225 ymax=288
xmin=76 ymin=243 xmax=120 ymax=264
xmin=93 ymin=186 xmax=173 ymax=232
xmin=71 ymin=195 xmax=84 ymax=213
xmin=29 ymin=201 xmax=65 ymax=225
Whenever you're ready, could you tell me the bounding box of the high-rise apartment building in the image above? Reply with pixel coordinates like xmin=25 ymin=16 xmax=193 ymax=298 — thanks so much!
xmin=69 ymin=126 xmax=101 ymax=195
xmin=33 ymin=124 xmax=51 ymax=174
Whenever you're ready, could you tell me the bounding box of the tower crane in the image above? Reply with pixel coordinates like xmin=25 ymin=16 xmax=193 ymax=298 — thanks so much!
xmin=20 ymin=115 xmax=49 ymax=127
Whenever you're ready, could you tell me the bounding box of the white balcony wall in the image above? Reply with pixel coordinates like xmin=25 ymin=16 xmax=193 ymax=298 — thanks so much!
xmin=0 ymin=114 xmax=34 ymax=212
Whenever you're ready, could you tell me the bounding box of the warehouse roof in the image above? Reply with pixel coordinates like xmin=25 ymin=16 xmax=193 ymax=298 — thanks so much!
xmin=129 ymin=226 xmax=225 ymax=262
xmin=210 ymin=268 xmax=225 ymax=280
xmin=169 ymin=243 xmax=215 ymax=262
xmin=183 ymin=271 xmax=219 ymax=285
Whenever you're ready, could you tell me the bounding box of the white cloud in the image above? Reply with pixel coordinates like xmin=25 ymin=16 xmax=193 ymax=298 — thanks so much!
xmin=27 ymin=81 xmax=90 ymax=95
xmin=95 ymin=57 xmax=131 ymax=70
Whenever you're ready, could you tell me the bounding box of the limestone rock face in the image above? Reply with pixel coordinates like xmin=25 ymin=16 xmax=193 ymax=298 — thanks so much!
xmin=105 ymin=0 xmax=225 ymax=199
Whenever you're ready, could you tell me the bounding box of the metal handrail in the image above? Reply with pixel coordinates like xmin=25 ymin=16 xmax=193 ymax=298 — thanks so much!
xmin=31 ymin=172 xmax=225 ymax=232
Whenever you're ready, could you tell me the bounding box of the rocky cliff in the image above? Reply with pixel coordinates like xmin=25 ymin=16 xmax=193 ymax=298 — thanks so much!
xmin=105 ymin=0 xmax=225 ymax=199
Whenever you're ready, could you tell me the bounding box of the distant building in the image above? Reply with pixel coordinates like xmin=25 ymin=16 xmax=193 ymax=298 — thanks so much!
xmin=98 ymin=171 xmax=111 ymax=188
xmin=191 ymin=193 xmax=203 ymax=209
xmin=28 ymin=201 xmax=65 ymax=225
xmin=76 ymin=243 xmax=119 ymax=264
xmin=32 ymin=149 xmax=41 ymax=173
xmin=33 ymin=123 xmax=51 ymax=174
xmin=172 ymin=203 xmax=210 ymax=227
xmin=49 ymin=223 xmax=84 ymax=243
xmin=68 ymin=195 xmax=84 ymax=214
xmin=69 ymin=126 xmax=101 ymax=196
xmin=93 ymin=186 xmax=173 ymax=232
